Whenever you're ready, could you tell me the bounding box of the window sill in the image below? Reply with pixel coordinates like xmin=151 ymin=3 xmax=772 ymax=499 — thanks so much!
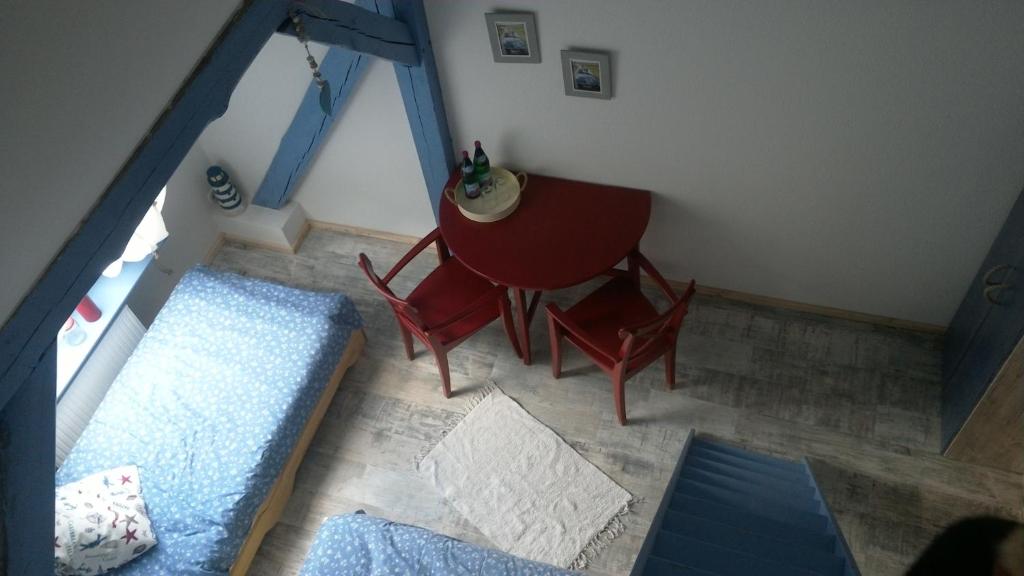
xmin=56 ymin=256 xmax=152 ymax=399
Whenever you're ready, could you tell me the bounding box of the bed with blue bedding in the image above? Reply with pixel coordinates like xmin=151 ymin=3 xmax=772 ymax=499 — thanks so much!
xmin=56 ymin=266 xmax=364 ymax=575
xmin=299 ymin=514 xmax=578 ymax=576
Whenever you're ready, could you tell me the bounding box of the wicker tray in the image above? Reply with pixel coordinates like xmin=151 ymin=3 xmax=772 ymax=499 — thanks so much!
xmin=444 ymin=167 xmax=527 ymax=223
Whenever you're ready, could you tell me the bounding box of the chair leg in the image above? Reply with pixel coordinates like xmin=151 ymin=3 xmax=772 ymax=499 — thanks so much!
xmin=547 ymin=313 xmax=562 ymax=379
xmin=399 ymin=325 xmax=415 ymax=360
xmin=513 ymin=288 xmax=534 ymax=365
xmin=613 ymin=373 xmax=627 ymax=425
xmin=433 ymin=349 xmax=452 ymax=398
xmin=627 ymin=251 xmax=641 ymax=288
xmin=664 ymin=348 xmax=676 ymax=391
xmin=499 ymin=298 xmax=522 ymax=358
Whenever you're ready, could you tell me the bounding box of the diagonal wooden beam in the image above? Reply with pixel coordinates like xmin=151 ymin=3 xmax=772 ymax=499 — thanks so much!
xmin=1 ymin=344 xmax=56 ymax=575
xmin=278 ymin=0 xmax=418 ymax=66
xmin=381 ymin=0 xmax=456 ymax=218
xmin=251 ymin=45 xmax=372 ymax=209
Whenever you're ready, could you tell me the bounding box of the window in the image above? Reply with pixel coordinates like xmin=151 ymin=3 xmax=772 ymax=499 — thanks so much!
xmin=56 ymin=189 xmax=168 ymax=396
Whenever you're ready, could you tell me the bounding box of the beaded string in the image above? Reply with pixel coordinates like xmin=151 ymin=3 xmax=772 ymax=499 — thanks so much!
xmin=290 ymin=10 xmax=333 ymax=114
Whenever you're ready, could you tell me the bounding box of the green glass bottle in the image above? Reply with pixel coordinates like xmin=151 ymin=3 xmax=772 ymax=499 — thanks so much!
xmin=461 ymin=151 xmax=480 ymax=199
xmin=473 ymin=140 xmax=492 ymax=189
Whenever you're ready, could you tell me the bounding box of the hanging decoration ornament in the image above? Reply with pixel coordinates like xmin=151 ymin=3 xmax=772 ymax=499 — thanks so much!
xmin=291 ymin=10 xmax=333 ymax=115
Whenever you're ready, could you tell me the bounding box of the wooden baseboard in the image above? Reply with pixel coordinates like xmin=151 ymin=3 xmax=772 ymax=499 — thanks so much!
xmin=249 ymin=221 xmax=947 ymax=335
xmin=209 ymin=219 xmax=314 ymax=260
xmin=292 ymin=219 xmax=313 ymax=253
xmin=202 ymin=233 xmax=227 ymax=265
xmin=307 ymin=220 xmax=424 ymax=246
xmin=223 ymin=234 xmax=293 ymax=255
xmin=693 ymin=284 xmax=945 ymax=335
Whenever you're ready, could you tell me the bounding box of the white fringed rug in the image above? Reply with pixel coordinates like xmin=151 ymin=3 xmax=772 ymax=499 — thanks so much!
xmin=418 ymin=386 xmax=634 ymax=570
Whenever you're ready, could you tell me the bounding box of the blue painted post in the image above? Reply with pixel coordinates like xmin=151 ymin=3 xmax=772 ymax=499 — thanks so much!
xmin=382 ymin=0 xmax=456 ymax=219
xmin=251 ymin=46 xmax=372 ymax=209
xmin=1 ymin=344 xmax=56 ymax=575
xmin=252 ymin=0 xmax=418 ymax=209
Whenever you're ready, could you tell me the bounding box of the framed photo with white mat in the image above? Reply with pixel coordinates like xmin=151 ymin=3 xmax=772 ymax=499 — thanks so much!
xmin=485 ymin=12 xmax=540 ymax=63
xmin=561 ymin=50 xmax=612 ymax=100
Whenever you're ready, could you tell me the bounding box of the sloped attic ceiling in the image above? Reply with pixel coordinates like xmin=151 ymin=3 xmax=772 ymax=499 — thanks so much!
xmin=0 ymin=0 xmax=242 ymax=329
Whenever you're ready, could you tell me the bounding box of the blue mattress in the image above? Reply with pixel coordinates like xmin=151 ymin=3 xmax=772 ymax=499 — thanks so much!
xmin=57 ymin=266 xmax=362 ymax=575
xmin=299 ymin=514 xmax=577 ymax=576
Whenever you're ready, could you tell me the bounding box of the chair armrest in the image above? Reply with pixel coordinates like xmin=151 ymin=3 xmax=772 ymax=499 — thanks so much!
xmin=618 ymin=279 xmax=696 ymax=343
xmin=617 ymin=317 xmax=673 ymax=361
xmin=617 ymin=277 xmax=696 ymax=361
xmin=383 ymin=228 xmax=444 ymax=285
xmin=546 ymin=304 xmax=618 ymax=365
xmin=618 ymin=316 xmax=667 ymax=340
xmin=428 ymin=285 xmax=508 ymax=333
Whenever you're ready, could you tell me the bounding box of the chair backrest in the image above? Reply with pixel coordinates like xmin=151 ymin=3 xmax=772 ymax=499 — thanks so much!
xmin=357 ymin=253 xmax=428 ymax=331
xmin=619 ymin=278 xmax=696 ymax=366
xmin=664 ymin=279 xmax=697 ymax=333
xmin=614 ymin=249 xmax=696 ymax=364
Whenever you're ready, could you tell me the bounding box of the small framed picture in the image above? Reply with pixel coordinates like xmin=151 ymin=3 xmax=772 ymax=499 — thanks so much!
xmin=561 ymin=50 xmax=611 ymax=100
xmin=485 ymin=13 xmax=540 ymax=63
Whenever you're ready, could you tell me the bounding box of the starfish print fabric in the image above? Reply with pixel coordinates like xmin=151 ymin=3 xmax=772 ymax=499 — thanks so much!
xmin=54 ymin=464 xmax=157 ymax=575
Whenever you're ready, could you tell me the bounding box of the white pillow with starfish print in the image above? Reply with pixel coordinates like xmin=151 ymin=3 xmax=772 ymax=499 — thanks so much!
xmin=54 ymin=464 xmax=157 ymax=576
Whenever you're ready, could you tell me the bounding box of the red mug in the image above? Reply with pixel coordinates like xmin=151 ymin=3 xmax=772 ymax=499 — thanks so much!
xmin=76 ymin=295 xmax=102 ymax=323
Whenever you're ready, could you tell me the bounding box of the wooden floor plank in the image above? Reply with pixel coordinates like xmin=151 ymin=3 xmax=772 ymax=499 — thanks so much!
xmin=209 ymin=230 xmax=1023 ymax=576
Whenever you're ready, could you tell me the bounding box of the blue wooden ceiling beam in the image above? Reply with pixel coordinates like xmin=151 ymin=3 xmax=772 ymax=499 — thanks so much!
xmin=0 ymin=0 xmax=289 ymax=410
xmin=278 ymin=0 xmax=418 ymax=66
xmin=251 ymin=44 xmax=372 ymax=209
xmin=383 ymin=0 xmax=456 ymax=218
xmin=2 ymin=344 xmax=56 ymax=575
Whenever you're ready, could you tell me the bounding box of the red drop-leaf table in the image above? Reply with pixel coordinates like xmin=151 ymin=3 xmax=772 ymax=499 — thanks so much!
xmin=439 ymin=171 xmax=652 ymax=364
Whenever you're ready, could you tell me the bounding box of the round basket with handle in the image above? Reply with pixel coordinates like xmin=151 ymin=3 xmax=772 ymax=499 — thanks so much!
xmin=444 ymin=167 xmax=528 ymax=223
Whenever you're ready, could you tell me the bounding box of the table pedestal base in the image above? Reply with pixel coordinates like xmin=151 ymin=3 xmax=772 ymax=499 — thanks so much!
xmin=513 ymin=288 xmax=543 ymax=365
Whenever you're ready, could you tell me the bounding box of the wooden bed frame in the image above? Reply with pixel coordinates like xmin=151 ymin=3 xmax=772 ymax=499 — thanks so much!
xmin=229 ymin=328 xmax=366 ymax=576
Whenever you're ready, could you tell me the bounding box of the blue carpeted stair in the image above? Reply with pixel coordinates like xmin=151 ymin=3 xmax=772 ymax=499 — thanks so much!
xmin=631 ymin=433 xmax=860 ymax=576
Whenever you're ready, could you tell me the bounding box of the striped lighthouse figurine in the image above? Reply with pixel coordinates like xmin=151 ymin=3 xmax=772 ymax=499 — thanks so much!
xmin=207 ymin=166 xmax=246 ymax=216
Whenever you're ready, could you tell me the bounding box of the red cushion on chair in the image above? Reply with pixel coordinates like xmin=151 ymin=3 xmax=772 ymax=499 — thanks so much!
xmin=407 ymin=258 xmax=500 ymax=344
xmin=564 ymin=276 xmax=660 ymax=361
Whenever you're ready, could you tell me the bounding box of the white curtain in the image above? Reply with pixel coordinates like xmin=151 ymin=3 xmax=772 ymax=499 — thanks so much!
xmin=102 ymin=188 xmax=168 ymax=277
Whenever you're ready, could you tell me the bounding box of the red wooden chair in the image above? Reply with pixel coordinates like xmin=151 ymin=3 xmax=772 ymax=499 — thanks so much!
xmin=545 ymin=250 xmax=696 ymax=425
xmin=358 ymin=228 xmax=521 ymax=398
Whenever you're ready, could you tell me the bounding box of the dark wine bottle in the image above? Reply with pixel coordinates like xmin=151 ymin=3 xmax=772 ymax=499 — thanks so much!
xmin=461 ymin=151 xmax=480 ymax=199
xmin=473 ymin=140 xmax=492 ymax=189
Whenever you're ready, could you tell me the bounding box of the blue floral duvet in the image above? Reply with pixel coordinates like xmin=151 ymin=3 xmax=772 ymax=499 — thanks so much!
xmin=56 ymin=266 xmax=362 ymax=575
xmin=299 ymin=514 xmax=577 ymax=576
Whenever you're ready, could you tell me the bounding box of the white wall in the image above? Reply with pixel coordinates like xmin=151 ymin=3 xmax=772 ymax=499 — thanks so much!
xmin=127 ymin=146 xmax=220 ymax=326
xmin=0 ymin=0 xmax=240 ymax=329
xmin=423 ymin=0 xmax=1024 ymax=326
xmin=195 ymin=1 xmax=1024 ymax=326
xmin=198 ymin=35 xmax=434 ymax=237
